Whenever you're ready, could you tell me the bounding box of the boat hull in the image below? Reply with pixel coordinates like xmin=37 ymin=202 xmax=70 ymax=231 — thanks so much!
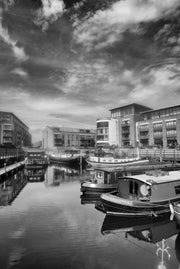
xmin=49 ymin=156 xmax=83 ymax=165
xmin=100 ymin=193 xmax=179 ymax=217
xmin=86 ymin=158 xmax=149 ymax=168
xmin=173 ymin=203 xmax=180 ymax=223
xmin=80 ymin=194 xmax=101 ymax=205
xmin=81 ymin=182 xmax=117 ymax=195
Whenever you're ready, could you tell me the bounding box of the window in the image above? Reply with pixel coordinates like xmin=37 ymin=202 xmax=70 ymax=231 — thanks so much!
xmin=97 ymin=122 xmax=109 ymax=128
xmin=153 ymin=122 xmax=163 ymax=131
xmin=166 ymin=130 xmax=177 ymax=137
xmin=175 ymin=186 xmax=180 ymax=195
xmin=166 ymin=120 xmax=176 ymax=130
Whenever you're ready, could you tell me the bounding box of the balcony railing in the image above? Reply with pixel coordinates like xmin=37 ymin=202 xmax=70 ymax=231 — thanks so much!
xmin=139 ymin=134 xmax=149 ymax=139
xmin=153 ymin=132 xmax=163 ymax=138
xmin=122 ymin=130 xmax=130 ymax=134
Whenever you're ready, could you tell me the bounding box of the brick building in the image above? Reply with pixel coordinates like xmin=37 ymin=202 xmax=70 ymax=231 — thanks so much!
xmin=0 ymin=112 xmax=31 ymax=148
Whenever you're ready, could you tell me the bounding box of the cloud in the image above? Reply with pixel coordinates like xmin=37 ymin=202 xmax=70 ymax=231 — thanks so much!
xmin=74 ymin=0 xmax=180 ymax=50
xmin=2 ymin=0 xmax=14 ymax=10
xmin=0 ymin=9 xmax=28 ymax=61
xmin=129 ymin=63 xmax=180 ymax=107
xmin=35 ymin=0 xmax=65 ymax=31
xmin=11 ymin=68 xmax=28 ymax=77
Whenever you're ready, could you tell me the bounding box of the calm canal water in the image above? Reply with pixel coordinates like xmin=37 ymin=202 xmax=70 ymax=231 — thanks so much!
xmin=0 ymin=164 xmax=180 ymax=269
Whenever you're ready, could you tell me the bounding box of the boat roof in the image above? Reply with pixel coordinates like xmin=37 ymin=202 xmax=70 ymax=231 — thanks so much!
xmin=119 ymin=171 xmax=180 ymax=185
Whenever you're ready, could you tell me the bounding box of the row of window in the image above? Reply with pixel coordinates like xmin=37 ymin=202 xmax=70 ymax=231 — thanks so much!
xmin=97 ymin=129 xmax=108 ymax=134
xmin=142 ymin=106 xmax=180 ymax=120
xmin=97 ymin=135 xmax=109 ymax=141
xmin=139 ymin=120 xmax=177 ymax=131
xmin=97 ymin=122 xmax=109 ymax=128
xmin=140 ymin=130 xmax=177 ymax=137
xmin=111 ymin=107 xmax=133 ymax=118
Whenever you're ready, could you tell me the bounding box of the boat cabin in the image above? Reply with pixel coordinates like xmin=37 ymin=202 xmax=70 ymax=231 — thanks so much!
xmin=117 ymin=171 xmax=180 ymax=203
xmin=93 ymin=169 xmax=123 ymax=184
xmin=25 ymin=149 xmax=48 ymax=168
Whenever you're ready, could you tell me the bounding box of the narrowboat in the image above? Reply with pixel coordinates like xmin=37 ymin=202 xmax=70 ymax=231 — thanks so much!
xmin=80 ymin=168 xmax=123 ymax=196
xmin=101 ymin=214 xmax=179 ymax=244
xmin=100 ymin=170 xmax=180 ymax=217
xmin=49 ymin=150 xmax=85 ymax=165
xmin=86 ymin=155 xmax=149 ymax=168
xmin=25 ymin=149 xmax=48 ymax=168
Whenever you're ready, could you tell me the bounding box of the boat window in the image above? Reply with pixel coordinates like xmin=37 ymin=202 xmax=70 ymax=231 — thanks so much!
xmin=96 ymin=171 xmax=103 ymax=179
xmin=129 ymin=180 xmax=138 ymax=195
xmin=175 ymin=186 xmax=180 ymax=194
xmin=129 ymin=180 xmax=133 ymax=194
xmin=134 ymin=182 xmax=138 ymax=195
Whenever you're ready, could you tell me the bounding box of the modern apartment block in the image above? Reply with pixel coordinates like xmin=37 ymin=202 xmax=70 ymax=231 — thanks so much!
xmin=42 ymin=126 xmax=96 ymax=151
xmin=96 ymin=118 xmax=119 ymax=147
xmin=96 ymin=104 xmax=151 ymax=147
xmin=137 ymin=105 xmax=180 ymax=148
xmin=97 ymin=103 xmax=180 ymax=149
xmin=0 ymin=112 xmax=31 ymax=148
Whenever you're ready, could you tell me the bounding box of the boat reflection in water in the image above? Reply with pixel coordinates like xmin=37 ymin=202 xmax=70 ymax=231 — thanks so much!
xmin=25 ymin=168 xmax=47 ymax=182
xmin=175 ymin=232 xmax=180 ymax=267
xmin=44 ymin=164 xmax=80 ymax=187
xmin=0 ymin=170 xmax=27 ymax=206
xmin=101 ymin=214 xmax=179 ymax=242
xmin=101 ymin=214 xmax=180 ymax=269
xmin=80 ymin=193 xmax=101 ymax=205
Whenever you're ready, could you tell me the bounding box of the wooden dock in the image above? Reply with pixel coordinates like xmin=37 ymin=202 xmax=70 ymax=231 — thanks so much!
xmin=0 ymin=161 xmax=25 ymax=178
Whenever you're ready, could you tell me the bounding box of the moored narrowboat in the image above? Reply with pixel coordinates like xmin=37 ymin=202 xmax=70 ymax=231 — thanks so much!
xmin=100 ymin=170 xmax=180 ymax=217
xmin=81 ymin=168 xmax=123 ymax=196
xmin=25 ymin=149 xmax=48 ymax=168
xmin=86 ymin=155 xmax=149 ymax=168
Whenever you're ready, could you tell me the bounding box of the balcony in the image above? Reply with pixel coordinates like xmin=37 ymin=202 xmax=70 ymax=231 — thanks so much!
xmin=122 ymin=136 xmax=130 ymax=141
xmin=121 ymin=123 xmax=130 ymax=127
xmin=153 ymin=132 xmax=163 ymax=138
xmin=166 ymin=125 xmax=176 ymax=130
xmin=122 ymin=129 xmax=130 ymax=135
xmin=166 ymin=131 xmax=177 ymax=138
xmin=139 ymin=134 xmax=149 ymax=139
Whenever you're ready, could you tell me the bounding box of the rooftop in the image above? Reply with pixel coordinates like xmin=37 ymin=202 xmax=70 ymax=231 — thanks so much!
xmin=0 ymin=111 xmax=29 ymax=129
xmin=140 ymin=104 xmax=180 ymax=114
xmin=109 ymin=103 xmax=152 ymax=112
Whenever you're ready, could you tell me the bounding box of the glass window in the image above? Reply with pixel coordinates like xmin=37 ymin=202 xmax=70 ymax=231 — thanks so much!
xmin=97 ymin=122 xmax=109 ymax=128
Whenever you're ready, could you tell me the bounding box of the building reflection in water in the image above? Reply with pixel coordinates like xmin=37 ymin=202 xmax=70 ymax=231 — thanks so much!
xmin=25 ymin=168 xmax=47 ymax=182
xmin=44 ymin=165 xmax=80 ymax=187
xmin=101 ymin=214 xmax=180 ymax=269
xmin=0 ymin=170 xmax=27 ymax=206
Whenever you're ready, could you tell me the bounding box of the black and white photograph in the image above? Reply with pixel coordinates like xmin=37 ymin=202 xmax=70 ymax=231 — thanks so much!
xmin=1 ymin=0 xmax=180 ymax=268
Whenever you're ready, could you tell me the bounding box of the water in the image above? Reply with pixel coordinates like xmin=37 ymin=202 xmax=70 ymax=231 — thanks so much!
xmin=0 ymin=165 xmax=180 ymax=269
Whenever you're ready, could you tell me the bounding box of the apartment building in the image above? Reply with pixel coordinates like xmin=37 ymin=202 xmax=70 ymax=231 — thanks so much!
xmin=0 ymin=112 xmax=31 ymax=147
xmin=96 ymin=117 xmax=119 ymax=147
xmin=42 ymin=126 xmax=96 ymax=151
xmin=96 ymin=104 xmax=151 ymax=147
xmin=137 ymin=105 xmax=180 ymax=148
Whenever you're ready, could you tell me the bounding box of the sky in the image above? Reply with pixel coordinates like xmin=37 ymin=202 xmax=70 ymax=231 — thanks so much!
xmin=1 ymin=0 xmax=180 ymax=142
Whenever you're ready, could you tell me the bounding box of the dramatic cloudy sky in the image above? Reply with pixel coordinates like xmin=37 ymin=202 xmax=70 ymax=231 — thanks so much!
xmin=1 ymin=0 xmax=180 ymax=142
